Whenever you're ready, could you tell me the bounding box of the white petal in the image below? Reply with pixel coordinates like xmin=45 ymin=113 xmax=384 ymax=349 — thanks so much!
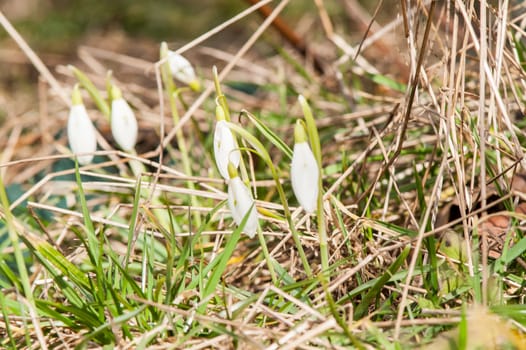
xmin=214 ymin=120 xmax=240 ymax=180
xmin=111 ymin=98 xmax=138 ymax=151
xmin=227 ymin=177 xmax=258 ymax=238
xmin=67 ymin=104 xmax=97 ymax=165
xmin=168 ymin=52 xmax=196 ymax=86
xmin=291 ymin=142 xmax=319 ymax=213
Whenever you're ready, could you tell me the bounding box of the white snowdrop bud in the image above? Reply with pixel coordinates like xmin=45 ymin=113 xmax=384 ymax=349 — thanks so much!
xmin=167 ymin=50 xmax=200 ymax=91
xmin=110 ymin=85 xmax=138 ymax=152
xmin=290 ymin=120 xmax=319 ymax=213
xmin=227 ymin=163 xmax=258 ymax=238
xmin=67 ymin=85 xmax=97 ymax=165
xmin=213 ymin=105 xmax=240 ymax=180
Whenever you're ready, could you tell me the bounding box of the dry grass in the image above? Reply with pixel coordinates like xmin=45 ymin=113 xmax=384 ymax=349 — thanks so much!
xmin=1 ymin=0 xmax=526 ymax=349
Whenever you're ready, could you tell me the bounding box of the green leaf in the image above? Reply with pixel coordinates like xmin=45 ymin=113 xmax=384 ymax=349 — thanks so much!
xmin=70 ymin=65 xmax=110 ymax=118
xmin=242 ymin=110 xmax=293 ymax=159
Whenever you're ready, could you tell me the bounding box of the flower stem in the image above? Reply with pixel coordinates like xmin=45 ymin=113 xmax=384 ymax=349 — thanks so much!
xmin=257 ymin=227 xmax=278 ymax=285
xmin=298 ymin=95 xmax=329 ymax=279
xmin=161 ymin=43 xmax=201 ymax=228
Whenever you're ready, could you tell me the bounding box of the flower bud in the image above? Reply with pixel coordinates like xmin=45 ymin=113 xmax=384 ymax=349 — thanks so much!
xmin=227 ymin=163 xmax=258 ymax=238
xmin=167 ymin=50 xmax=200 ymax=91
xmin=67 ymin=85 xmax=97 ymax=165
xmin=110 ymin=85 xmax=138 ymax=151
xmin=290 ymin=120 xmax=319 ymax=213
xmin=213 ymin=105 xmax=240 ymax=180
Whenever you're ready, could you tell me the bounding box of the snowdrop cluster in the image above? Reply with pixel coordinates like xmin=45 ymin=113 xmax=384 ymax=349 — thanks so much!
xmin=212 ymin=93 xmax=321 ymax=238
xmin=212 ymin=101 xmax=258 ymax=237
xmin=66 ymin=71 xmax=142 ymax=164
xmin=68 ymin=56 xmax=321 ymax=242
xmin=66 ymin=47 xmax=202 ymax=165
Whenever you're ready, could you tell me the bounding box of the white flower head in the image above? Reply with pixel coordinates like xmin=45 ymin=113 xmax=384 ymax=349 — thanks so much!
xmin=291 ymin=121 xmax=319 ymax=213
xmin=167 ymin=50 xmax=200 ymax=91
xmin=67 ymin=85 xmax=97 ymax=165
xmin=214 ymin=105 xmax=240 ymax=180
xmin=110 ymin=85 xmax=138 ymax=152
xmin=227 ymin=163 xmax=258 ymax=238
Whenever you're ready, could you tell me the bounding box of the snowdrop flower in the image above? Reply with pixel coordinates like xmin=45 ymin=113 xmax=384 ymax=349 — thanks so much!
xmin=227 ymin=163 xmax=258 ymax=238
xmin=167 ymin=50 xmax=200 ymax=91
xmin=110 ymin=85 xmax=138 ymax=152
xmin=214 ymin=105 xmax=240 ymax=180
xmin=290 ymin=120 xmax=319 ymax=213
xmin=67 ymin=85 xmax=97 ymax=165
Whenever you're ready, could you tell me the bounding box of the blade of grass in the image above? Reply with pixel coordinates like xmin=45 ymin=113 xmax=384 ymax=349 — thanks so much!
xmin=69 ymin=65 xmax=110 ymax=118
xmin=241 ymin=110 xmax=293 ymax=159
xmin=0 ymin=289 xmax=16 ymax=349
xmin=200 ymin=210 xmax=244 ymax=308
xmin=0 ymin=175 xmax=36 ymax=319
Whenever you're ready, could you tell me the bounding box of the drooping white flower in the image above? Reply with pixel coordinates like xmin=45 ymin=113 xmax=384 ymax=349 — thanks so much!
xmin=167 ymin=50 xmax=200 ymax=91
xmin=227 ymin=163 xmax=258 ymax=238
xmin=290 ymin=120 xmax=319 ymax=213
xmin=67 ymin=85 xmax=97 ymax=165
xmin=214 ymin=105 xmax=240 ymax=180
xmin=110 ymin=85 xmax=138 ymax=152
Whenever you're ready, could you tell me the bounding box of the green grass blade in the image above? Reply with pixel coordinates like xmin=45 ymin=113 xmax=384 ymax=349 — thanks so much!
xmin=242 ymin=110 xmax=293 ymax=159
xmin=0 ymin=289 xmax=16 ymax=348
xmin=70 ymin=65 xmax=110 ymax=118
xmin=0 ymin=175 xmax=34 ymax=304
xmin=200 ymin=214 xmax=243 ymax=306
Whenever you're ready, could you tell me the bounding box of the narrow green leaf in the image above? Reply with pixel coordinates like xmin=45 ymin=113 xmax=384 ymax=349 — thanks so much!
xmin=242 ymin=110 xmax=293 ymax=159
xmin=500 ymin=235 xmax=526 ymax=265
xmin=70 ymin=65 xmax=110 ymax=118
xmin=0 ymin=289 xmax=16 ymax=348
xmin=74 ymin=161 xmax=100 ymax=264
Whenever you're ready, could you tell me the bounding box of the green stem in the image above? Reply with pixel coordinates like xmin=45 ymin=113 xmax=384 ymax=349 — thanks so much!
xmin=161 ymin=43 xmax=201 ymax=228
xmin=317 ymin=194 xmax=329 ymax=277
xmin=257 ymin=227 xmax=278 ymax=285
xmin=213 ymin=66 xmax=231 ymax=122
xmin=298 ymin=95 xmax=329 ymax=279
xmin=70 ymin=65 xmax=110 ymax=119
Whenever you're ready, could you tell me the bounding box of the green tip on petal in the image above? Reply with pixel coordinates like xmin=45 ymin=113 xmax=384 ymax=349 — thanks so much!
xmin=110 ymin=84 xmax=122 ymax=101
xmin=216 ymin=105 xmax=226 ymax=122
xmin=294 ymin=120 xmax=308 ymax=144
xmin=71 ymin=84 xmax=83 ymax=105
xmin=227 ymin=162 xmax=238 ymax=179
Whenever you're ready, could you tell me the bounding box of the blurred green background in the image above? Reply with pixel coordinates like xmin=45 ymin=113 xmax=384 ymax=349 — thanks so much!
xmin=0 ymin=0 xmax=322 ymax=52
xmin=2 ymin=0 xmax=243 ymax=50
